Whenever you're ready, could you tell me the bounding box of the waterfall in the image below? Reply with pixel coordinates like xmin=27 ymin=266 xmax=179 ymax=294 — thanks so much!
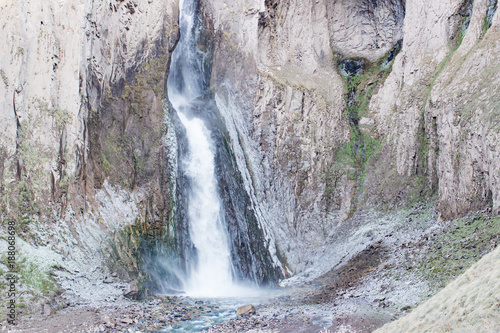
xmin=166 ymin=0 xmax=237 ymax=297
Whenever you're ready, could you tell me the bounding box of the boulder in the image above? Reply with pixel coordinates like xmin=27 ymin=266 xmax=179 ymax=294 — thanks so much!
xmin=236 ymin=304 xmax=256 ymax=316
xmin=123 ymin=280 xmax=140 ymax=300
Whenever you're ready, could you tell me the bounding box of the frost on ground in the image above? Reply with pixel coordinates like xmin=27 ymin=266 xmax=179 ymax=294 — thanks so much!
xmin=0 ymin=180 xmax=143 ymax=318
xmin=2 ymin=196 xmax=498 ymax=333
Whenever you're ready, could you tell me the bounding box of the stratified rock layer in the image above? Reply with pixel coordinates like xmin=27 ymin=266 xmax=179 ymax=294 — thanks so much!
xmin=0 ymin=0 xmax=499 ymax=299
xmin=200 ymin=0 xmax=500 ymax=273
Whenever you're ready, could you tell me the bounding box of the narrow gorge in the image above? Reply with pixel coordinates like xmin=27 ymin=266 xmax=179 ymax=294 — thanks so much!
xmin=166 ymin=0 xmax=280 ymax=295
xmin=0 ymin=0 xmax=499 ymax=332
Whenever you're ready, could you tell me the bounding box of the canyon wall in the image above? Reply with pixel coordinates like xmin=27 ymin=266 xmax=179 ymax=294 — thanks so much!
xmin=201 ymin=0 xmax=406 ymax=272
xmin=0 ymin=0 xmax=181 ymax=300
xmin=369 ymin=0 xmax=500 ymax=221
xmin=0 ymin=0 xmax=498 ymax=297
xmin=201 ymin=0 xmax=499 ymax=273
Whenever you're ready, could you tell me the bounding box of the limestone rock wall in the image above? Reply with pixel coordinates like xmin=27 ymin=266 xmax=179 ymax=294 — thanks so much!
xmin=370 ymin=0 xmax=469 ymax=178
xmin=369 ymin=0 xmax=500 ymax=218
xmin=0 ymin=0 xmax=180 ymax=291
xmin=428 ymin=2 xmax=500 ymax=219
xmin=326 ymin=0 xmax=405 ymax=61
xmin=0 ymin=0 xmax=86 ymax=201
xmin=201 ymin=0 xmax=406 ymax=272
xmin=202 ymin=0 xmax=500 ymax=274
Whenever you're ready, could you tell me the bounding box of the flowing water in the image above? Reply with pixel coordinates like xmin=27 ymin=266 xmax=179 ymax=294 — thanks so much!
xmin=163 ymin=0 xmax=283 ymax=330
xmin=167 ymin=0 xmax=241 ymax=298
xmin=154 ymin=290 xmax=283 ymax=332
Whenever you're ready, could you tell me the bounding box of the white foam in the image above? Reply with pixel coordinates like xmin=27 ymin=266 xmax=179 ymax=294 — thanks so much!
xmin=167 ymin=0 xmax=240 ymax=298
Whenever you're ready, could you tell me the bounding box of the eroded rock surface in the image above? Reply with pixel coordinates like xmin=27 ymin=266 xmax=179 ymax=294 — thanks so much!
xmin=0 ymin=1 xmax=499 ymax=329
xmin=200 ymin=0 xmax=500 ymax=275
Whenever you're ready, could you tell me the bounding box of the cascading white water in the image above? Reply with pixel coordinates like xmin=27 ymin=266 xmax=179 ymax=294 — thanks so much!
xmin=166 ymin=0 xmax=237 ymax=297
xmin=177 ymin=113 xmax=235 ymax=297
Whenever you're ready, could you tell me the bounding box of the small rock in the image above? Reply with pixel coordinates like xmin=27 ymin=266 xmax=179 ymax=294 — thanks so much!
xmin=237 ymin=304 xmax=256 ymax=316
xmin=42 ymin=304 xmax=55 ymax=316
xmin=124 ymin=280 xmax=141 ymax=300
xmin=121 ymin=317 xmax=133 ymax=324
xmin=102 ymin=315 xmax=116 ymax=328
xmin=111 ymin=271 xmax=118 ymax=277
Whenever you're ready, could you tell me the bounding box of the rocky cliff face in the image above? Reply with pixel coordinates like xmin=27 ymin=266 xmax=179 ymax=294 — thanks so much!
xmin=0 ymin=0 xmax=179 ymax=203
xmin=0 ymin=0 xmax=498 ymax=307
xmin=200 ymin=0 xmax=406 ymax=272
xmin=0 ymin=0 xmax=180 ymax=303
xmin=369 ymin=0 xmax=500 ymax=219
xmin=200 ymin=0 xmax=499 ymax=274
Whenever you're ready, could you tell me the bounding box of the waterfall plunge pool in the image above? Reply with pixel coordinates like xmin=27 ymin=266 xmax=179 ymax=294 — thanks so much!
xmin=152 ymin=288 xmax=284 ymax=332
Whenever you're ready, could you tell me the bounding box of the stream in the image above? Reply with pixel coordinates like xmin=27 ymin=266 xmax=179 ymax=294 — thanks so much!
xmin=154 ymin=289 xmax=283 ymax=332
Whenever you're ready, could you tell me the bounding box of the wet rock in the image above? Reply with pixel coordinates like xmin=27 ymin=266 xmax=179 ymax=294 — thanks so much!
xmin=339 ymin=59 xmax=364 ymax=77
xmin=237 ymin=304 xmax=256 ymax=316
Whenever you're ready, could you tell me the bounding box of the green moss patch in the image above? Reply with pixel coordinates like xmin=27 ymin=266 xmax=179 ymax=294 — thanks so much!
xmin=1 ymin=240 xmax=62 ymax=302
xmin=415 ymin=212 xmax=500 ymax=290
xmin=15 ymin=257 xmax=60 ymax=296
xmin=482 ymin=0 xmax=498 ymax=35
xmin=323 ymin=42 xmax=402 ymax=214
xmin=103 ymin=217 xmax=179 ymax=298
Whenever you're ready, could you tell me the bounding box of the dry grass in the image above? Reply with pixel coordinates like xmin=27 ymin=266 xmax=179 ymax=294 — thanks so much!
xmin=375 ymin=246 xmax=500 ymax=332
